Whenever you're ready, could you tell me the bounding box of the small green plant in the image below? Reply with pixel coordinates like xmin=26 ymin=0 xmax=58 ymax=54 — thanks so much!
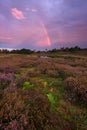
xmin=22 ymin=81 xmax=34 ymax=90
xmin=57 ymin=78 xmax=62 ymax=86
xmin=64 ymin=115 xmax=72 ymax=121
xmin=70 ymin=108 xmax=76 ymax=113
xmin=43 ymin=81 xmax=48 ymax=87
xmin=42 ymin=89 xmax=48 ymax=94
xmin=48 ymin=78 xmax=62 ymax=87
xmin=15 ymin=74 xmax=20 ymax=79
xmin=47 ymin=93 xmax=56 ymax=110
xmin=58 ymin=86 xmax=64 ymax=93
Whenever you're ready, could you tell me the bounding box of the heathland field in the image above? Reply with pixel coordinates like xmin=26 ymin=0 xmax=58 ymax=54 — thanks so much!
xmin=0 ymin=51 xmax=87 ymax=130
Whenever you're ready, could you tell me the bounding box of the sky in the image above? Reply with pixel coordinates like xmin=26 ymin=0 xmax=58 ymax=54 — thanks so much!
xmin=0 ymin=0 xmax=87 ymax=50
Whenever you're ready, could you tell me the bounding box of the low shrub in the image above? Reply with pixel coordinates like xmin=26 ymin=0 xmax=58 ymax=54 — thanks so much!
xmin=0 ymin=90 xmax=59 ymax=130
xmin=16 ymin=75 xmax=29 ymax=87
xmin=63 ymin=77 xmax=87 ymax=107
xmin=0 ymin=92 xmax=27 ymax=130
xmin=0 ymin=73 xmax=14 ymax=90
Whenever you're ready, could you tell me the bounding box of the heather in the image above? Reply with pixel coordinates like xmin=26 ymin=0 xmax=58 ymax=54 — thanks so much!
xmin=0 ymin=50 xmax=87 ymax=130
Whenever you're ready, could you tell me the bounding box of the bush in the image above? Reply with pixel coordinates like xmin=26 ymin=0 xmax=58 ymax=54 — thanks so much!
xmin=0 ymin=92 xmax=27 ymax=130
xmin=63 ymin=77 xmax=87 ymax=107
xmin=0 ymin=90 xmax=58 ymax=130
xmin=0 ymin=73 xmax=14 ymax=90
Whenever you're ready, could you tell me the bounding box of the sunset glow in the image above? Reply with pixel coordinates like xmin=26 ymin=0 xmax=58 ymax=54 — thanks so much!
xmin=0 ymin=0 xmax=87 ymax=49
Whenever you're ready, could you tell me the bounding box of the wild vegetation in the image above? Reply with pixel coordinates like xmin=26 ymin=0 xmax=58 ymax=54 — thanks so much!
xmin=0 ymin=49 xmax=87 ymax=130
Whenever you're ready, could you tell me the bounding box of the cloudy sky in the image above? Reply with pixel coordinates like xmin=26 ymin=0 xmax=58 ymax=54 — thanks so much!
xmin=0 ymin=0 xmax=87 ymax=50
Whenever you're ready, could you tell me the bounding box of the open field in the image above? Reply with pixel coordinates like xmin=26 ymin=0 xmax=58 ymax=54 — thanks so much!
xmin=0 ymin=51 xmax=87 ymax=130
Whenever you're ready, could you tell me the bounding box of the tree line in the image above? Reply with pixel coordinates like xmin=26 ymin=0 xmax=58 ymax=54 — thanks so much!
xmin=0 ymin=46 xmax=86 ymax=54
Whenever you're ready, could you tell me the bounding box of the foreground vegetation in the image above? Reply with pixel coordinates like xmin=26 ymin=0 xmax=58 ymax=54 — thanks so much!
xmin=0 ymin=50 xmax=87 ymax=130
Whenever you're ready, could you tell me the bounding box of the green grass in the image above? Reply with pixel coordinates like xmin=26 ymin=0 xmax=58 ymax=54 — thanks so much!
xmin=22 ymin=81 xmax=34 ymax=90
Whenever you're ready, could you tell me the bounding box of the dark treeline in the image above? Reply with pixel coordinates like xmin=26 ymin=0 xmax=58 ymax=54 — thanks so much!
xmin=48 ymin=46 xmax=84 ymax=53
xmin=0 ymin=46 xmax=87 ymax=54
xmin=0 ymin=48 xmax=34 ymax=54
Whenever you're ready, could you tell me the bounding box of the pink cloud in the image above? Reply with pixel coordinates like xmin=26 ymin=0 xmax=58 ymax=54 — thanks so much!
xmin=0 ymin=36 xmax=14 ymax=43
xmin=26 ymin=8 xmax=38 ymax=13
xmin=26 ymin=8 xmax=30 ymax=11
xmin=11 ymin=8 xmax=25 ymax=20
xmin=31 ymin=9 xmax=38 ymax=12
xmin=0 ymin=36 xmax=13 ymax=40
